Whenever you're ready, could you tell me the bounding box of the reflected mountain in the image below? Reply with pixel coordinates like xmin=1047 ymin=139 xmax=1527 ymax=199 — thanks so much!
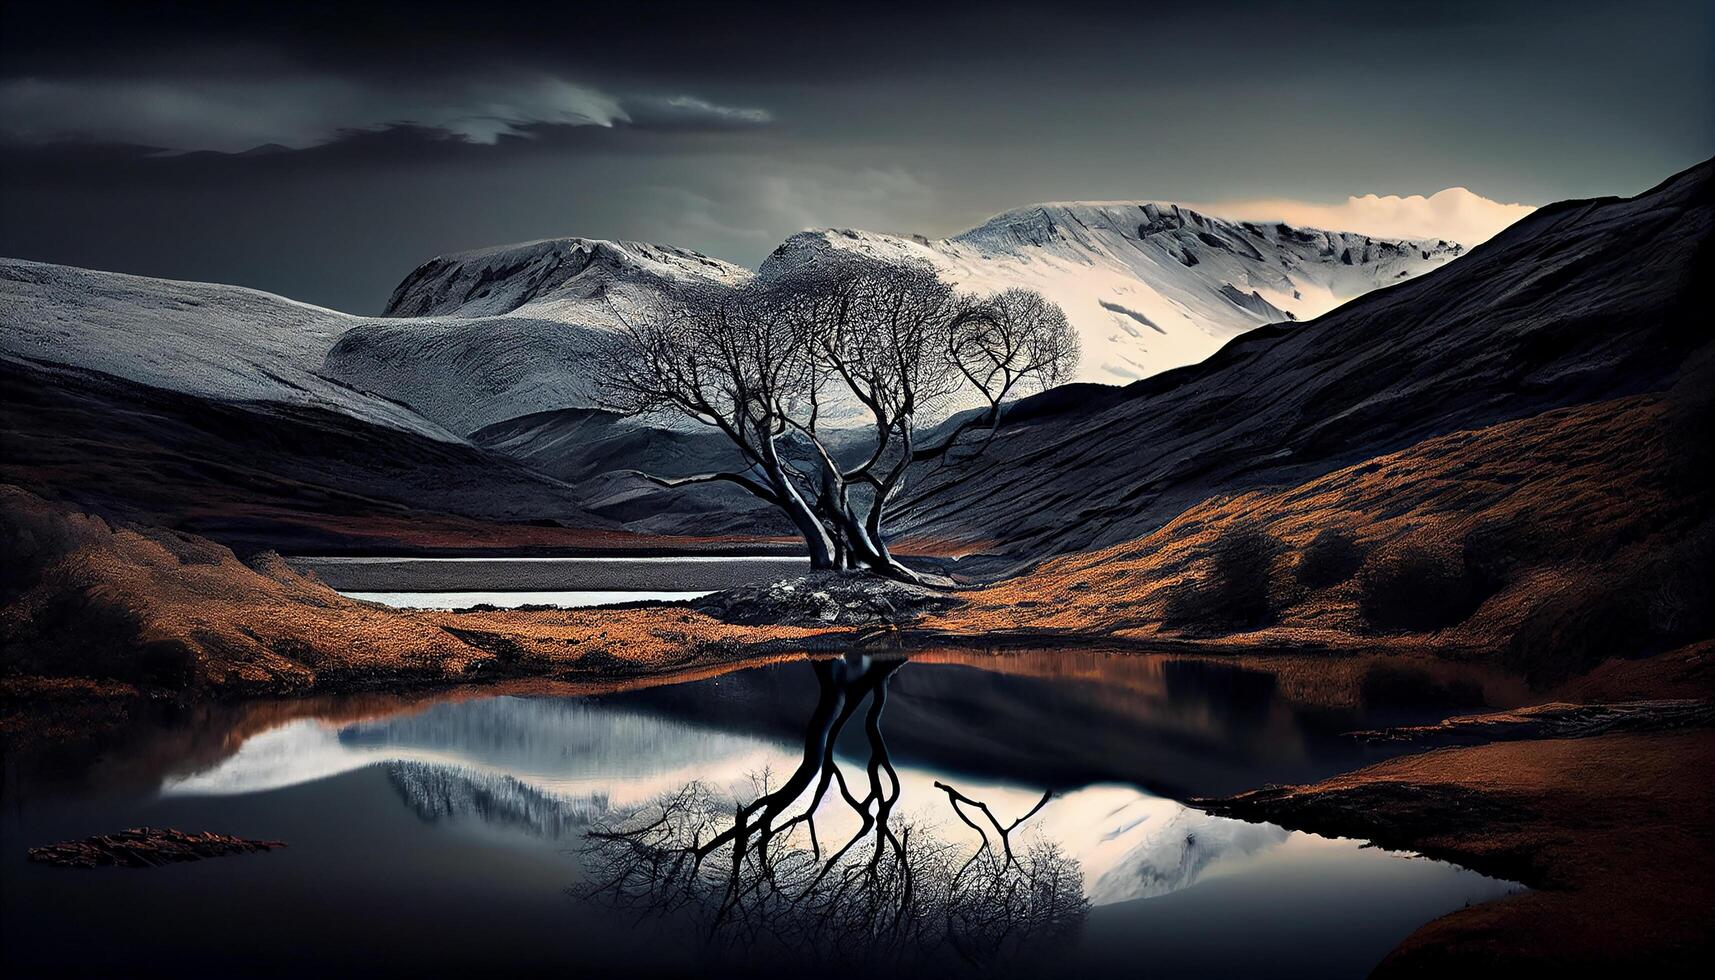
xmin=613 ymin=650 xmax=1509 ymax=797
xmin=339 ymin=695 xmax=774 ymax=783
xmin=7 ymin=652 xmax=1522 ymax=979
xmin=159 ymin=655 xmax=1310 ymax=927
xmin=386 ymin=761 xmax=604 ymax=839
xmin=1084 ymin=801 xmax=1286 ymax=904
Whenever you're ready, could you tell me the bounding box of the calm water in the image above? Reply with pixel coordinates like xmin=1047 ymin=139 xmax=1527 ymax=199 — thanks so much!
xmin=0 ymin=652 xmax=1521 ymax=978
xmin=342 ymin=590 xmax=713 ymax=609
xmin=288 ymin=555 xmax=808 ymax=595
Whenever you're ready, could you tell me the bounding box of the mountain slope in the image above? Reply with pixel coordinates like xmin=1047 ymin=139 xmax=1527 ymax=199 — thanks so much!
xmin=0 ymin=358 xmax=619 ymax=554
xmin=0 ymin=247 xmax=745 ymax=439
xmin=326 ymin=239 xmax=751 ymax=434
xmin=469 ymin=408 xmax=789 ymax=535
xmin=763 ymin=204 xmax=1462 ymax=384
xmin=335 ymin=206 xmax=1461 ymax=439
xmin=0 ymin=259 xmax=456 ymax=442
xmin=893 ymin=159 xmax=1713 ymax=570
xmin=927 ymin=383 xmax=1713 ymax=675
xmin=382 ymin=237 xmax=751 ymax=318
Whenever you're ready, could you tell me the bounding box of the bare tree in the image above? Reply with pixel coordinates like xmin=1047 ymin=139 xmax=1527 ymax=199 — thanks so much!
xmin=595 ymin=259 xmax=1077 ymax=583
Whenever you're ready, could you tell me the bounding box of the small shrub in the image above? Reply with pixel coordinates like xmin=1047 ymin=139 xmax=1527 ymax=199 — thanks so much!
xmin=1643 ymin=521 xmax=1715 ymax=640
xmin=1506 ymin=581 xmax=1646 ymax=681
xmin=1295 ymin=528 xmax=1365 ymax=588
xmin=1163 ymin=522 xmax=1284 ymax=630
xmin=1160 ymin=579 xmax=1213 ymax=628
xmin=1506 ymin=522 xmax=1713 ymax=680
xmin=1356 ymin=544 xmax=1484 ymax=632
xmin=1461 ymin=512 xmax=1556 ymax=595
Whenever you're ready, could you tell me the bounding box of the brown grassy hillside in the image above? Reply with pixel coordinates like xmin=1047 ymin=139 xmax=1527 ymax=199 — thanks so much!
xmin=0 ymin=484 xmax=827 ymax=699
xmin=928 ymin=386 xmax=1713 ymax=680
xmin=1205 ymin=730 xmax=1715 ymax=976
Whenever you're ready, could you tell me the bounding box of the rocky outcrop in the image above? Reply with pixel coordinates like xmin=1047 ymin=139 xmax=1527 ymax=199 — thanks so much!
xmin=27 ymin=828 xmax=285 ymax=868
xmin=1348 ymin=699 xmax=1715 ymax=745
xmin=692 ymin=572 xmax=963 ymax=627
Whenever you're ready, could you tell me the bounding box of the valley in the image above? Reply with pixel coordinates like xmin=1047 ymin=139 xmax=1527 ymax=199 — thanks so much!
xmin=3 ymin=158 xmax=1711 ymax=978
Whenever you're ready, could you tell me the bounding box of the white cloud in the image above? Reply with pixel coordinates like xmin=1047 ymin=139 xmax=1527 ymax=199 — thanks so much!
xmin=0 ymin=74 xmax=768 ymax=152
xmin=1194 ymin=187 xmax=1537 ymax=246
xmin=627 ymin=95 xmax=773 ymax=127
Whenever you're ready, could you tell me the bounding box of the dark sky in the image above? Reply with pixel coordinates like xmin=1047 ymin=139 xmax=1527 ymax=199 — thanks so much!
xmin=2 ymin=0 xmax=1710 ymax=313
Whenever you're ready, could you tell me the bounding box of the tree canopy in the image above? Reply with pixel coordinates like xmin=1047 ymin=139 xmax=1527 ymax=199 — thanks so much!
xmin=595 ymin=258 xmax=1077 ymax=582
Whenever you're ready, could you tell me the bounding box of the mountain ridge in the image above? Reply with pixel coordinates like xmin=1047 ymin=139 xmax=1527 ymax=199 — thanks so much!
xmin=382 ymin=236 xmax=751 ymax=318
xmin=763 ymin=201 xmax=1462 ymax=385
xmin=889 ymin=157 xmax=1713 ymax=572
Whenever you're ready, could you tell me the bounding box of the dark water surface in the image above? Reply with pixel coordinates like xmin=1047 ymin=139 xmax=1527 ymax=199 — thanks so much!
xmin=1 ymin=651 xmax=1522 ymax=978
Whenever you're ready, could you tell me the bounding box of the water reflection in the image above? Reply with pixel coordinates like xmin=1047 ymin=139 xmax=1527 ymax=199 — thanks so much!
xmin=156 ymin=655 xmax=1345 ymax=927
xmin=386 ymin=762 xmax=597 ymax=839
xmin=164 ymin=696 xmax=776 ymax=809
xmin=4 ymin=652 xmax=1522 ymax=978
xmin=581 ymin=657 xmax=1085 ymax=970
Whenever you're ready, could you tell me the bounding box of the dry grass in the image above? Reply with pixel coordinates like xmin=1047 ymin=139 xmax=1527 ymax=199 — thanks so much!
xmin=1208 ymin=730 xmax=1715 ymax=976
xmin=927 ymin=394 xmax=1712 ymax=677
xmin=0 ymin=484 xmax=832 ymax=698
xmin=5 ymin=390 xmax=1709 ymax=699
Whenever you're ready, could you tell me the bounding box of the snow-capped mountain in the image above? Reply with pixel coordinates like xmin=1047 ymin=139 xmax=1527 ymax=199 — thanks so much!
xmin=0 ymin=242 xmax=747 ymax=438
xmin=763 ymin=203 xmax=1463 ymax=384
xmin=0 ymin=258 xmax=460 ymax=442
xmin=890 ymin=159 xmax=1713 ymax=569
xmin=382 ymin=237 xmax=751 ymax=318
xmin=332 ymin=208 xmax=1462 ymax=434
xmin=324 ymin=238 xmax=751 ymax=433
xmin=3 ymin=201 xmax=1467 ymax=462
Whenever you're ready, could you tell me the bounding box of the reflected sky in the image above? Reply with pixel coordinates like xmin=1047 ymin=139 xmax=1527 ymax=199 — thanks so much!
xmin=157 ymin=675 xmax=1482 ymax=911
xmin=3 ymin=655 xmax=1525 ymax=978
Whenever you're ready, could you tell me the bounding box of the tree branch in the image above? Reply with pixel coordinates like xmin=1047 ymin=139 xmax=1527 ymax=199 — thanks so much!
xmin=641 ymin=470 xmax=783 ymax=506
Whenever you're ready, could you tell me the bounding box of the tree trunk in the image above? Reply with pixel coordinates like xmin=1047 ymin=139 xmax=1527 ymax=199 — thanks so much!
xmin=760 ymin=437 xmax=838 ymax=569
xmin=783 ymin=491 xmax=837 ymax=570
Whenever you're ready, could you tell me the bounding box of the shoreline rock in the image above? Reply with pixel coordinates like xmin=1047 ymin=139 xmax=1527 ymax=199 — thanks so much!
xmin=1346 ymin=698 xmax=1714 ymax=746
xmin=27 ymin=828 xmax=286 ymax=869
xmin=691 ymin=572 xmax=963 ymax=628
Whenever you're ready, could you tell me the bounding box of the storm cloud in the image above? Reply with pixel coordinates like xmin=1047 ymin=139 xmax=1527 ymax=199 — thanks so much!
xmin=0 ymin=0 xmax=1708 ymax=312
xmin=0 ymin=73 xmax=768 ymax=152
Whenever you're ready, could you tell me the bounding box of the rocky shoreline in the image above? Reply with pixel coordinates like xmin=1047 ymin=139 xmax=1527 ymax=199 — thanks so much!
xmin=1200 ymin=725 xmax=1715 ymax=975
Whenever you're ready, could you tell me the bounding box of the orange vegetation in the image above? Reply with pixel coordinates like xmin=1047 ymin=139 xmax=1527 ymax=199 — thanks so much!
xmin=1208 ymin=730 xmax=1715 ymax=976
xmin=927 ymin=393 xmax=1712 ymax=677
xmin=0 ymin=484 xmax=831 ymax=699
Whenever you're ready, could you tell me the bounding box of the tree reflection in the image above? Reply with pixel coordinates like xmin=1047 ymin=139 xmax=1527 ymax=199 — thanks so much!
xmin=580 ymin=655 xmax=1088 ymax=970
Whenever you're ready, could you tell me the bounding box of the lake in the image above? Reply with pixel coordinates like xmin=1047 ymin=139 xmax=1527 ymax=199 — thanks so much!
xmin=289 ymin=554 xmax=805 ymax=611
xmin=341 ymin=590 xmax=714 ymax=609
xmin=0 ymin=651 xmax=1521 ymax=978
